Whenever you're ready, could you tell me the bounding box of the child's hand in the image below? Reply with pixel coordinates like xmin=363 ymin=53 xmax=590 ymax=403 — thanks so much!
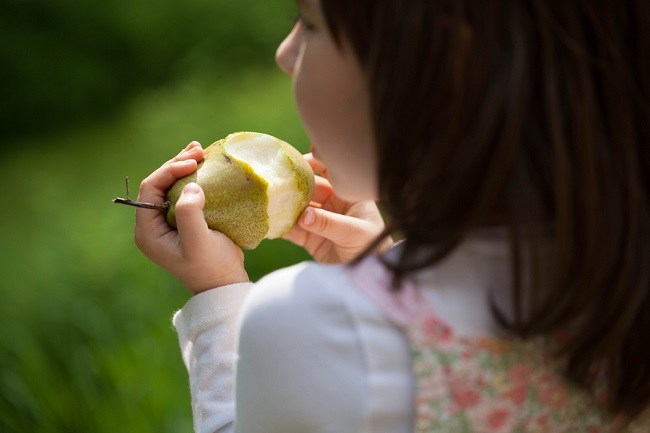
xmin=134 ymin=141 xmax=249 ymax=295
xmin=283 ymin=153 xmax=393 ymax=264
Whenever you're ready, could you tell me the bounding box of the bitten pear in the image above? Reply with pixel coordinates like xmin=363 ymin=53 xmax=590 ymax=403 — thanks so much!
xmin=165 ymin=132 xmax=314 ymax=249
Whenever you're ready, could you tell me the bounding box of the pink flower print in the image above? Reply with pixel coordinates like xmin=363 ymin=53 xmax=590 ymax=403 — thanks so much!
xmin=453 ymin=387 xmax=481 ymax=409
xmin=504 ymin=365 xmax=531 ymax=406
xmin=450 ymin=380 xmax=481 ymax=409
xmin=504 ymin=383 xmax=527 ymax=406
xmin=469 ymin=401 xmax=518 ymax=433
xmin=508 ymin=365 xmax=532 ymax=384
xmin=422 ymin=316 xmax=452 ymax=343
xmin=488 ymin=407 xmax=512 ymax=430
xmin=461 ymin=346 xmax=475 ymax=360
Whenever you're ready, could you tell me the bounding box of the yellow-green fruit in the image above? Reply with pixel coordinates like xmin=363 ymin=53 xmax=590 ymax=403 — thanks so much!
xmin=166 ymin=132 xmax=314 ymax=249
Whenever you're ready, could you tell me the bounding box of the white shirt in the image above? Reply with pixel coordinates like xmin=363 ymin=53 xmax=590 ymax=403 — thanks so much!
xmin=173 ymin=233 xmax=512 ymax=433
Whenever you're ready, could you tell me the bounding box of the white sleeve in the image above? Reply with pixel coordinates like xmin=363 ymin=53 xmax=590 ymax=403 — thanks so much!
xmin=173 ymin=282 xmax=253 ymax=433
xmin=233 ymin=263 xmax=369 ymax=433
xmin=173 ymin=262 xmax=413 ymax=433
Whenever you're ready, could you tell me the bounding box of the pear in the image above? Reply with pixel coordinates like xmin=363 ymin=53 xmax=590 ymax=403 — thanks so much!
xmin=114 ymin=132 xmax=314 ymax=250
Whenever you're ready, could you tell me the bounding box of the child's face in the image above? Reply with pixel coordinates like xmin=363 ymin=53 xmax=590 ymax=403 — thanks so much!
xmin=276 ymin=0 xmax=378 ymax=202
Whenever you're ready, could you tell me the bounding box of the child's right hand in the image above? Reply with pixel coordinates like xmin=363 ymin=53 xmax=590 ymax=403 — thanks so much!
xmin=283 ymin=153 xmax=394 ymax=264
xmin=134 ymin=141 xmax=249 ymax=295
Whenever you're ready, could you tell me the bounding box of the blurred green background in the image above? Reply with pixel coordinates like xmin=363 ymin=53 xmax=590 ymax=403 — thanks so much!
xmin=0 ymin=0 xmax=311 ymax=431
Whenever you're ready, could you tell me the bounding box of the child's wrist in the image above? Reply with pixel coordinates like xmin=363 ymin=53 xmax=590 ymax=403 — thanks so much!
xmin=184 ymin=269 xmax=250 ymax=295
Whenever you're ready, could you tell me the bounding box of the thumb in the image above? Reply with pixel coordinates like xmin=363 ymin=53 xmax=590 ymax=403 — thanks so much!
xmin=174 ymin=182 xmax=210 ymax=259
xmin=298 ymin=207 xmax=370 ymax=247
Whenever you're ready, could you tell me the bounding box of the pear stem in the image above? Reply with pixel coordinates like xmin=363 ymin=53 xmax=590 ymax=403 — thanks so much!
xmin=113 ymin=197 xmax=171 ymax=211
xmin=112 ymin=176 xmax=170 ymax=211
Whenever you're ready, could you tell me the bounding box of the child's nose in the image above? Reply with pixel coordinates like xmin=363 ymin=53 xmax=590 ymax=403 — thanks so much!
xmin=276 ymin=25 xmax=300 ymax=76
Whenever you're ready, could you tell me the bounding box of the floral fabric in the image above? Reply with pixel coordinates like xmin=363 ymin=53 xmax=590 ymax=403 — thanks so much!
xmin=346 ymin=256 xmax=649 ymax=433
xmin=408 ymin=313 xmax=635 ymax=433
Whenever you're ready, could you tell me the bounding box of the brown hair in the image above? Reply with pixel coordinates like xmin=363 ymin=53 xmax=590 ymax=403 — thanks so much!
xmin=321 ymin=0 xmax=650 ymax=419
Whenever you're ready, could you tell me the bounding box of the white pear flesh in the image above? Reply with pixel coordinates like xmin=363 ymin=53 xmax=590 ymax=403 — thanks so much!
xmin=223 ymin=133 xmax=306 ymax=238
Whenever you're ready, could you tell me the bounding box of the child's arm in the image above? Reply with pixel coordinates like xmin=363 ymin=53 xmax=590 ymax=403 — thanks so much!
xmin=282 ymin=153 xmax=393 ymax=263
xmin=134 ymin=141 xmax=250 ymax=295
xmin=174 ymin=283 xmax=251 ymax=433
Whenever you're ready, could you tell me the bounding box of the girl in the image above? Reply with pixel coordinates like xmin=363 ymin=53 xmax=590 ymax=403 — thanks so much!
xmin=133 ymin=1 xmax=650 ymax=432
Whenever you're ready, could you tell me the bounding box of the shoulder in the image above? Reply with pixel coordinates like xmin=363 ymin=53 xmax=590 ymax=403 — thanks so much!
xmin=234 ymin=262 xmax=370 ymax=431
xmin=234 ymin=261 xmax=414 ymax=432
xmin=234 ymin=261 xmax=414 ymax=433
xmin=238 ymin=261 xmax=360 ymax=341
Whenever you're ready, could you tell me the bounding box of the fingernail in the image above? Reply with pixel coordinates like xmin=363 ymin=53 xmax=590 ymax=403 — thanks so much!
xmin=183 ymin=182 xmax=201 ymax=194
xmin=301 ymin=208 xmax=315 ymax=226
xmin=178 ymin=159 xmax=196 ymax=167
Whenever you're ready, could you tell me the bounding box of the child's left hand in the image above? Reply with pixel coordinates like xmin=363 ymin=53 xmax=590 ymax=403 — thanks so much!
xmin=133 ymin=141 xmax=249 ymax=295
xmin=283 ymin=153 xmax=393 ymax=263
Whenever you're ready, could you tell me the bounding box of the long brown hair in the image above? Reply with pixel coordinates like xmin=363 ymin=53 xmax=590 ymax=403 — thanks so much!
xmin=321 ymin=0 xmax=650 ymax=419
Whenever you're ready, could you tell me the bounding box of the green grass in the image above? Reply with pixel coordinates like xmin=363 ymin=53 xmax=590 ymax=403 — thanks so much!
xmin=0 ymin=66 xmax=311 ymax=432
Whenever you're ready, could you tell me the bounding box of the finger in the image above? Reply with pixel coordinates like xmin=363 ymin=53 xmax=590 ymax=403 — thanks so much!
xmin=281 ymin=222 xmax=332 ymax=262
xmin=135 ymin=158 xmax=200 ymax=234
xmin=298 ymin=206 xmax=376 ymax=247
xmin=138 ymin=141 xmax=203 ymax=204
xmin=171 ymin=141 xmax=204 ymax=163
xmin=184 ymin=140 xmax=202 ymax=151
xmin=304 ymin=153 xmax=328 ymax=177
xmin=310 ymin=176 xmax=334 ymax=203
xmin=281 ymin=223 xmax=309 ymax=247
xmin=174 ymin=182 xmax=211 ymax=260
xmin=309 ymin=176 xmax=354 ymax=214
xmin=137 ymin=159 xmax=198 ymax=205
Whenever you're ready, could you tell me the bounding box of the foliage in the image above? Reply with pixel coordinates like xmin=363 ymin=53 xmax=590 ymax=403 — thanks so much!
xmin=0 ymin=0 xmax=296 ymax=145
xmin=0 ymin=14 xmax=310 ymax=432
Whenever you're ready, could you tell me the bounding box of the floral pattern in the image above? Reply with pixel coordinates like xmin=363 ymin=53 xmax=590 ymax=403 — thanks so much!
xmin=345 ymin=255 xmax=649 ymax=433
xmin=407 ymin=313 xmax=649 ymax=433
